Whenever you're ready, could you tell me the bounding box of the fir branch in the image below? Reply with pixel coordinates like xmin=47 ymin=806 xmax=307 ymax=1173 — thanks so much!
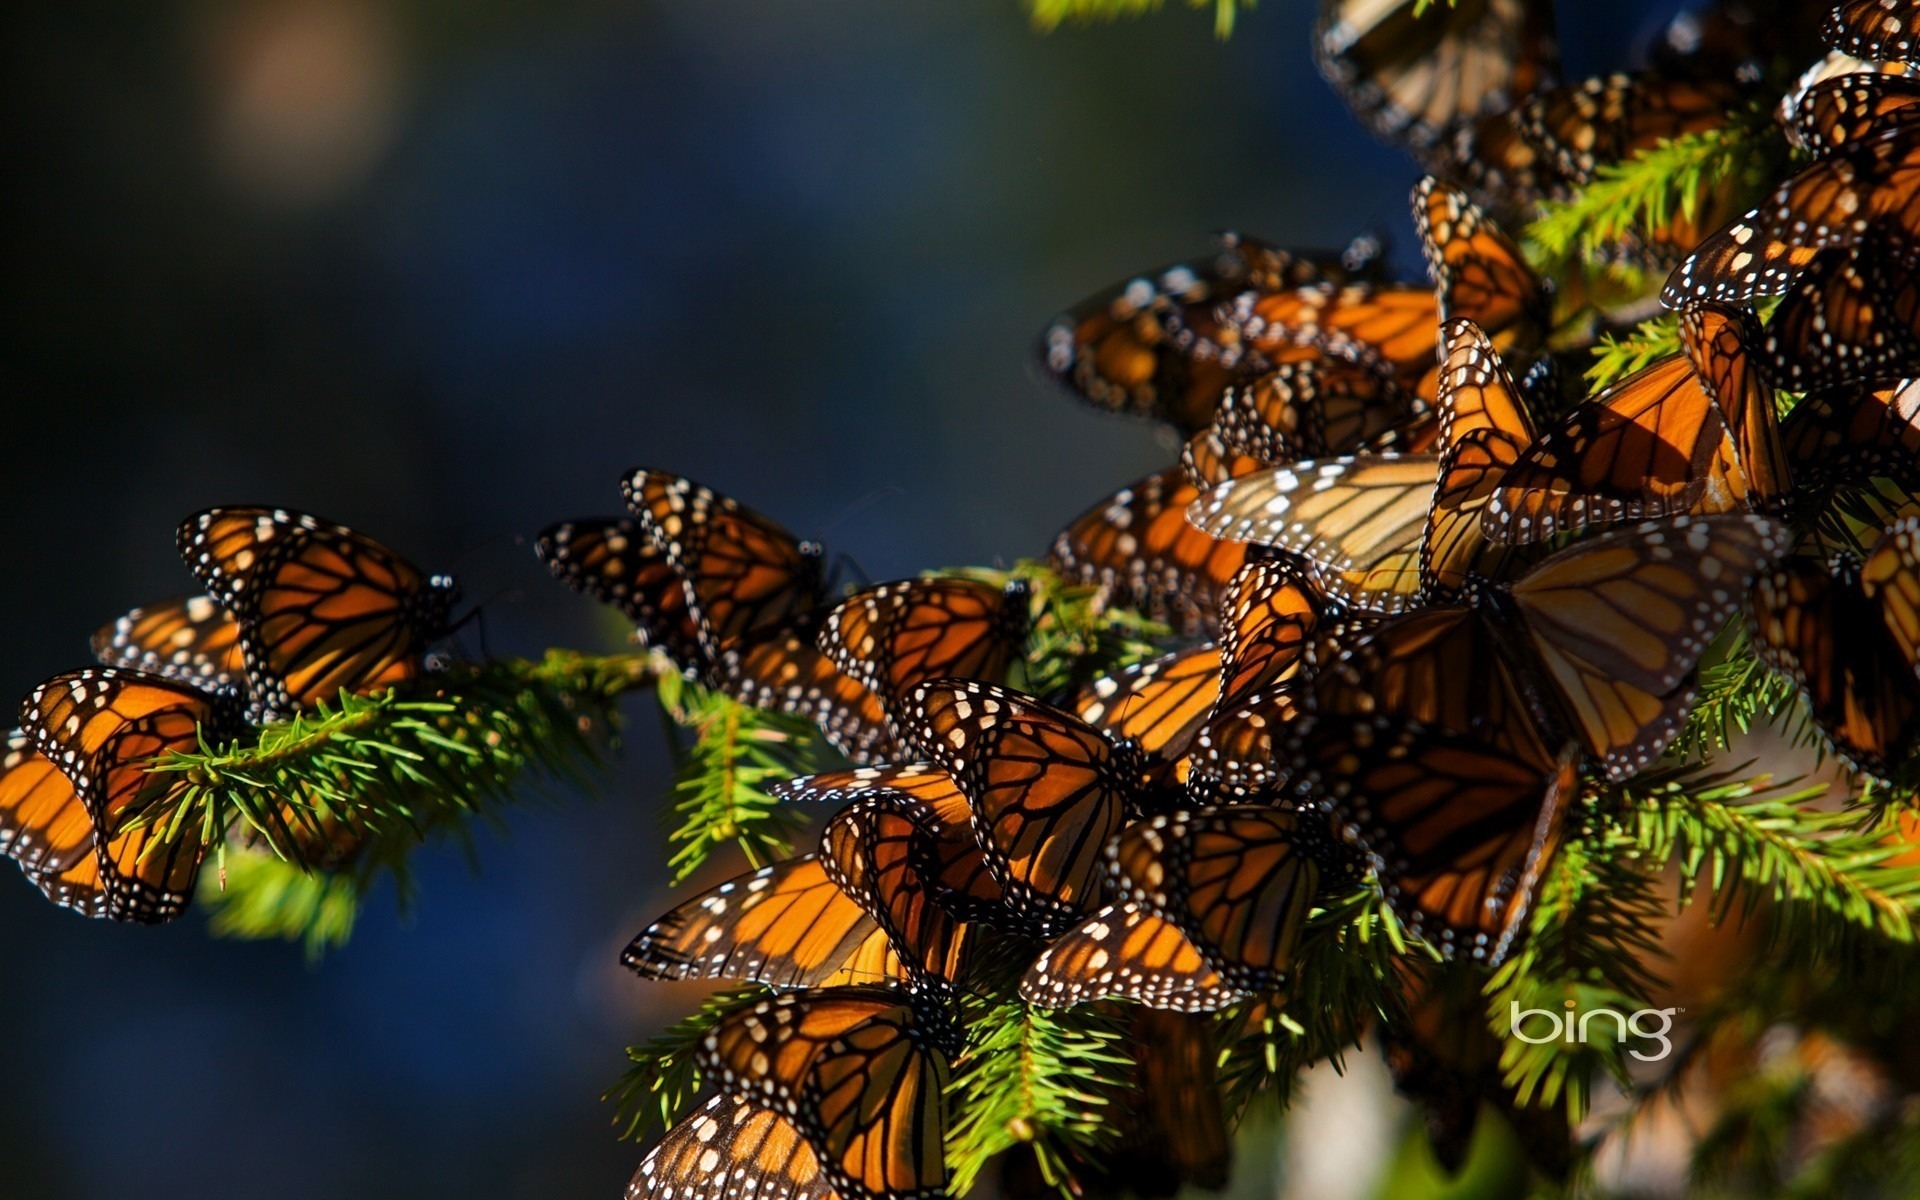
xmin=147 ymin=650 xmax=650 ymax=949
xmin=1671 ymin=627 xmax=1803 ymax=759
xmin=1528 ymin=116 xmax=1779 ymax=271
xmin=949 ymin=561 xmax=1166 ymax=700
xmin=1027 ymin=0 xmax=1250 ymax=38
xmin=944 ymin=996 xmax=1132 ymax=1197
xmin=653 ymin=672 xmax=819 ymax=883
xmin=1615 ymin=770 xmax=1920 ymax=942
xmin=1585 ymin=314 xmax=1682 ymax=390
xmin=1486 ymin=832 xmax=1669 ymax=1119
xmin=605 ymin=986 xmax=769 ymax=1142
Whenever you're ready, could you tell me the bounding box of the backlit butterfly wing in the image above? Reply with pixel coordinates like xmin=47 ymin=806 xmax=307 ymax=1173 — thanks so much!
xmin=907 ymin=681 xmax=1128 ymax=935
xmin=628 ymin=1095 xmax=833 ymax=1200
xmin=820 ymin=792 xmax=972 ymax=990
xmin=1020 ymin=902 xmax=1245 ymax=1012
xmin=698 ymin=988 xmax=951 ymax=1200
xmin=1286 ymin=714 xmax=1578 ymax=965
xmin=1505 ymin=514 xmax=1790 ymax=778
xmin=1107 ymin=807 xmax=1331 ymax=990
xmin=1481 ymin=353 xmax=1739 ymax=544
xmin=1188 ymin=456 xmax=1438 ymax=613
xmin=1315 ymin=0 xmax=1560 ymax=153
xmin=1751 ymin=549 xmax=1920 ymax=780
xmin=1414 ymin=178 xmax=1549 ymax=354
xmin=21 ymin=668 xmax=246 ymax=923
xmin=1226 ymin=285 xmax=1443 ymax=395
xmin=773 ymin=764 xmax=1005 ymax=923
xmin=534 ymin=517 xmax=704 ymax=670
xmin=717 ymin=631 xmax=897 ymax=765
xmin=819 ymin=578 xmax=1028 ymax=712
xmin=0 ymin=729 xmax=99 ymax=901
xmin=90 ymin=596 xmax=248 ymax=693
xmin=1420 ymin=319 xmax=1539 ymax=597
xmin=1186 ymin=682 xmax=1309 ymax=793
xmin=1048 ymin=468 xmax=1247 ymax=638
xmin=1217 ymin=559 xmax=1326 ymax=703
xmin=1826 ymin=0 xmax=1920 ymax=63
xmin=621 ymin=854 xmax=905 ymax=989
xmin=1683 ymin=304 xmax=1792 ymax=506
xmin=1073 ymin=646 xmax=1222 ymax=764
xmin=1783 ymin=379 xmax=1920 ymax=488
xmin=177 ymin=507 xmax=458 ymax=718
xmin=622 ymin=470 xmax=826 ymax=658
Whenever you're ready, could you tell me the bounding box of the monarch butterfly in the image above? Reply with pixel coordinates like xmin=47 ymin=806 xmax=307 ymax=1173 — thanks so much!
xmin=1761 ymin=240 xmax=1920 ymax=390
xmin=628 ymin=1094 xmax=832 ymax=1200
xmin=819 ymin=792 xmax=975 ymax=988
xmin=1781 ymin=378 xmax=1920 ymax=489
xmin=1314 ymin=0 xmax=1560 ymax=155
xmin=534 ymin=516 xmax=704 ymax=672
xmin=622 ymin=470 xmax=827 ymax=659
xmin=621 ymin=854 xmax=915 ymax=990
xmin=1210 ymin=355 xmax=1420 ymax=468
xmin=773 ymin=763 xmax=1007 ymax=923
xmin=697 ymin=987 xmax=952 ymax=1200
xmin=1519 ymin=73 xmax=1744 ymax=185
xmin=1040 ymin=234 xmax=1383 ymax=434
xmin=1825 ymin=0 xmax=1920 ymax=62
xmin=1216 ymin=558 xmax=1331 ymax=703
xmin=1414 ymin=178 xmax=1551 ymax=360
xmin=1071 ymin=645 xmax=1223 ymax=799
xmin=1106 ymin=807 xmax=1336 ymax=990
xmin=1186 ymin=319 xmax=1534 ymax=612
xmin=716 ymin=630 xmax=899 ymax=765
xmin=1331 ymin=514 xmax=1787 ymax=782
xmin=1749 ymin=521 xmax=1920 ymax=780
xmin=16 ymin=668 xmax=247 ymax=923
xmin=1019 ymin=902 xmax=1245 ymax=1012
xmin=1661 ymin=104 xmax=1920 ymax=305
xmin=1482 ymin=304 xmax=1781 ymax=545
xmin=906 ymin=681 xmax=1132 ymax=936
xmin=1047 ymin=467 xmax=1248 ymax=638
xmin=1440 ymin=107 xmax=1572 ymax=225
xmin=177 ymin=507 xmax=459 ymax=720
xmin=1118 ymin=1009 xmax=1233 ymax=1191
xmin=1181 ymin=426 xmax=1270 ymax=488
xmin=89 ymin=595 xmax=249 ymax=694
xmin=819 ymin=577 xmax=1029 ymax=721
xmin=1784 ymin=68 xmax=1920 ymax=156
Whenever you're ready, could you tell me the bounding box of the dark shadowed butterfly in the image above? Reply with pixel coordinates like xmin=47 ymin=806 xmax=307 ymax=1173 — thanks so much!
xmin=1826 ymin=0 xmax=1920 ymax=62
xmin=1210 ymin=356 xmax=1421 ymax=468
xmin=89 ymin=595 xmax=249 ymax=694
xmin=1785 ymin=67 xmax=1920 ymax=155
xmin=906 ymin=681 xmax=1133 ymax=937
xmin=1782 ymin=378 xmax=1920 ymax=490
xmin=534 ymin=516 xmax=705 ymax=671
xmin=1762 ymin=237 xmax=1920 ymax=390
xmin=1749 ymin=519 xmax=1920 ymax=780
xmin=697 ymin=987 xmax=952 ymax=1200
xmin=819 ymin=577 xmax=1030 ymax=724
xmin=716 ymin=630 xmax=898 ymax=766
xmin=1019 ymin=901 xmax=1245 ymax=1013
xmin=1106 ymin=807 xmax=1338 ymax=991
xmin=1314 ymin=0 xmax=1560 ymax=155
xmin=177 ymin=507 xmax=458 ymax=720
xmin=1519 ymin=73 xmax=1744 ymax=185
xmin=621 ymin=854 xmax=917 ymax=990
xmin=1093 ymin=1009 xmax=1234 ymax=1194
xmin=1047 ymin=467 xmax=1248 ymax=638
xmin=622 ymin=469 xmax=827 ymax=659
xmin=1040 ymin=234 xmax=1385 ymax=434
xmin=1482 ymin=304 xmax=1783 ymax=544
xmin=773 ymin=763 xmax=1006 ymax=925
xmin=627 ymin=1094 xmax=833 ymax=1200
xmin=15 ymin=668 xmax=247 ymax=923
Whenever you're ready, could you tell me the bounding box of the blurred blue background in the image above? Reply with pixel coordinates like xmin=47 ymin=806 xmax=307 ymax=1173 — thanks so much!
xmin=0 ymin=2 xmax=1666 ymax=1196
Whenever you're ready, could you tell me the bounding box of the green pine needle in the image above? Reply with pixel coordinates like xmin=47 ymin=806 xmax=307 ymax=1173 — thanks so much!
xmin=606 ymin=986 xmax=769 ymax=1143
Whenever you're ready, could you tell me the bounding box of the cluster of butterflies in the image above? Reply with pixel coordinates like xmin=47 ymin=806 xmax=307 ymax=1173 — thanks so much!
xmin=0 ymin=509 xmax=458 ymax=923
xmin=596 ymin=2 xmax=1920 ymax=1197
